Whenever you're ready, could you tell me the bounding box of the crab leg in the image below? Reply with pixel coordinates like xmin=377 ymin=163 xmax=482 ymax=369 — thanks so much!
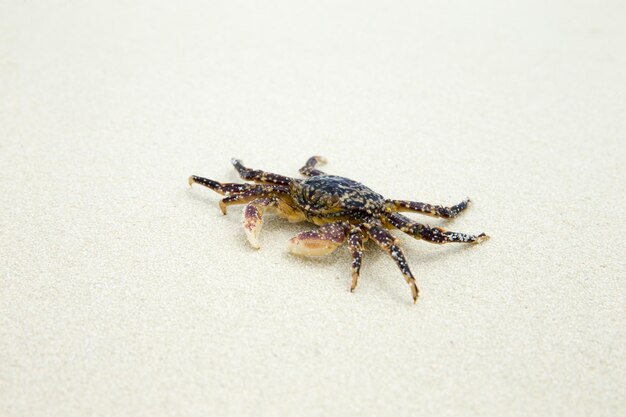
xmin=347 ymin=226 xmax=365 ymax=292
xmin=386 ymin=212 xmax=489 ymax=244
xmin=363 ymin=222 xmax=419 ymax=303
xmin=231 ymin=158 xmax=293 ymax=185
xmin=299 ymin=155 xmax=327 ymax=177
xmin=387 ymin=197 xmax=471 ymax=219
xmin=188 ymin=175 xmax=254 ymax=195
xmin=287 ymin=221 xmax=349 ymax=257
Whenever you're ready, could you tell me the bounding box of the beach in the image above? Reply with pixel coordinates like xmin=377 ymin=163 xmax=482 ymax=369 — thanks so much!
xmin=1 ymin=1 xmax=624 ymax=416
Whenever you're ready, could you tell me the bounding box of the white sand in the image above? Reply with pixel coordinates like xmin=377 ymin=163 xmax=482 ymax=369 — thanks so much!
xmin=1 ymin=1 xmax=624 ymax=416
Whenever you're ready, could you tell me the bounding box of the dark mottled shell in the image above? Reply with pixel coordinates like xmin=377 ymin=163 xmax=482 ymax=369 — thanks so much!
xmin=291 ymin=175 xmax=386 ymax=218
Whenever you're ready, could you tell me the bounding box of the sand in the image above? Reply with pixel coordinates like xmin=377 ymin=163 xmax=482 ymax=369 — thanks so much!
xmin=1 ymin=1 xmax=624 ymax=416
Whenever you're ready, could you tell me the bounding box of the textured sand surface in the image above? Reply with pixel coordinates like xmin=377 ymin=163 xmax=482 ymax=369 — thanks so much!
xmin=1 ymin=1 xmax=624 ymax=416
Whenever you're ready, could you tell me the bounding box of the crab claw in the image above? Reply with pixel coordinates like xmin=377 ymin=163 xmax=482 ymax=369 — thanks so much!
xmin=288 ymin=232 xmax=342 ymax=256
xmin=287 ymin=223 xmax=348 ymax=257
xmin=243 ymin=203 xmax=264 ymax=249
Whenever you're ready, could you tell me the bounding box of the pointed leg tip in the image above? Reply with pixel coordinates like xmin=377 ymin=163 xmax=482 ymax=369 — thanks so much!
xmin=475 ymin=233 xmax=490 ymax=243
xmin=230 ymin=158 xmax=242 ymax=166
xmin=188 ymin=176 xmax=195 ymax=186
xmin=219 ymin=202 xmax=227 ymax=215
xmin=317 ymin=156 xmax=327 ymax=164
xmin=350 ymin=273 xmax=359 ymax=292
xmin=410 ymin=281 xmax=419 ymax=303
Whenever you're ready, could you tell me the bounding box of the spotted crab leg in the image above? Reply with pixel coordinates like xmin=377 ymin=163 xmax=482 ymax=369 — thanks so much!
xmin=189 ymin=175 xmax=290 ymax=213
xmin=299 ymin=155 xmax=327 ymax=177
xmin=231 ymin=158 xmax=293 ymax=185
xmin=386 ymin=212 xmax=489 ymax=244
xmin=386 ymin=197 xmax=471 ymax=219
xmin=188 ymin=175 xmax=254 ymax=195
xmin=363 ymin=221 xmax=419 ymax=303
xmin=347 ymin=226 xmax=365 ymax=292
xmin=287 ymin=221 xmax=349 ymax=257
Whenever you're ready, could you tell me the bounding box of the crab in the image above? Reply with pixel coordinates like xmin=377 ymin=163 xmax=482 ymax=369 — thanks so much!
xmin=188 ymin=156 xmax=489 ymax=303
